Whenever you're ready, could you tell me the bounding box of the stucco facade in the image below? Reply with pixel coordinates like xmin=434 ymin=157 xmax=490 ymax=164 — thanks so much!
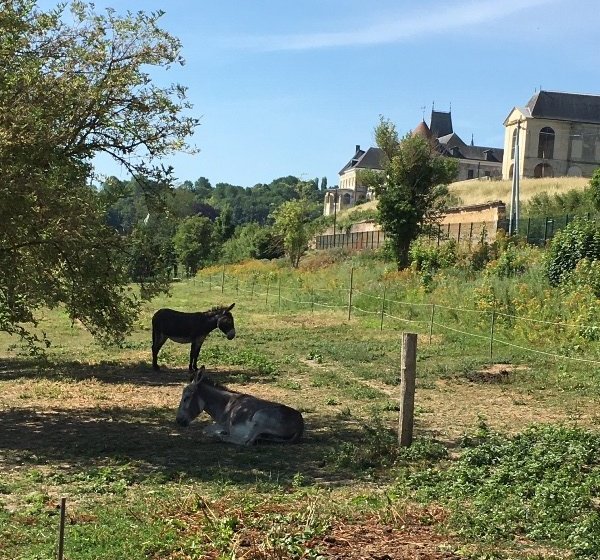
xmin=503 ymin=91 xmax=600 ymax=180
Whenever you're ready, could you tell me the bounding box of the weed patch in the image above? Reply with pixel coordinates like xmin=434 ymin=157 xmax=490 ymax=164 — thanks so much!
xmin=405 ymin=422 xmax=600 ymax=558
xmin=327 ymin=416 xmax=448 ymax=474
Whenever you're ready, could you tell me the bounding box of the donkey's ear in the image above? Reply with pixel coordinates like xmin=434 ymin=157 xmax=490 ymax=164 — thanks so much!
xmin=192 ymin=365 xmax=205 ymax=383
xmin=226 ymin=303 xmax=235 ymax=311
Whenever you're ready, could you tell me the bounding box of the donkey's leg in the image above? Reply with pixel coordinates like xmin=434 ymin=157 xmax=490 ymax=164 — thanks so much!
xmin=152 ymin=332 xmax=168 ymax=370
xmin=189 ymin=336 xmax=206 ymax=371
xmin=203 ymin=423 xmax=227 ymax=439
xmin=218 ymin=432 xmax=250 ymax=446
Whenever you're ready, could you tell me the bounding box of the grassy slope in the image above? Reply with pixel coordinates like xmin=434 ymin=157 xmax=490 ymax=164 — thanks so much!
xmin=448 ymin=176 xmax=589 ymax=206
xmin=1 ymin=253 xmax=599 ymax=559
xmin=339 ymin=176 xmax=590 ymax=219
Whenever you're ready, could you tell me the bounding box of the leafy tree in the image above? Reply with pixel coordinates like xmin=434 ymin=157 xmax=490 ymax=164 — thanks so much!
xmin=546 ymin=218 xmax=600 ymax=286
xmin=588 ymin=167 xmax=600 ymax=212
xmin=320 ymin=176 xmax=328 ymax=191
xmin=173 ymin=216 xmax=215 ymax=276
xmin=296 ymin=179 xmax=321 ymax=204
xmin=193 ymin=177 xmax=213 ymax=200
xmin=0 ymin=1 xmax=197 ymax=346
xmin=272 ymin=200 xmax=312 ymax=267
xmin=221 ymin=223 xmax=283 ymax=263
xmin=126 ymin=217 xmax=177 ymax=294
xmin=215 ymin=204 xmax=235 ymax=242
xmin=361 ymin=116 xmax=458 ymax=269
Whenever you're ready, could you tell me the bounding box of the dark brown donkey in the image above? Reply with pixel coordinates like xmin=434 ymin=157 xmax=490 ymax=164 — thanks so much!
xmin=151 ymin=304 xmax=236 ymax=371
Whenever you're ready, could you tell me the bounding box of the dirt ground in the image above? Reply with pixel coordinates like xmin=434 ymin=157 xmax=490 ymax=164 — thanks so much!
xmin=0 ymin=359 xmax=591 ymax=559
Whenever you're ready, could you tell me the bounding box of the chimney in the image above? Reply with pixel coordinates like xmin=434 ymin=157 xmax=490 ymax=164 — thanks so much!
xmin=355 ymin=144 xmax=360 ymax=153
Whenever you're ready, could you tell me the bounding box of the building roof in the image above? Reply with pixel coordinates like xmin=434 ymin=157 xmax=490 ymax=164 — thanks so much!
xmin=437 ymin=133 xmax=503 ymax=162
xmin=339 ymin=146 xmax=385 ymax=175
xmin=412 ymin=120 xmax=432 ymax=139
xmin=526 ymin=90 xmax=600 ymax=124
xmin=430 ymin=110 xmax=453 ymax=138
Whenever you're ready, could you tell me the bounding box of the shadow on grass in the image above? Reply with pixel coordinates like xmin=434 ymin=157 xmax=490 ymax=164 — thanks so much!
xmin=0 ymin=403 xmax=369 ymax=485
xmin=0 ymin=358 xmax=274 ymax=387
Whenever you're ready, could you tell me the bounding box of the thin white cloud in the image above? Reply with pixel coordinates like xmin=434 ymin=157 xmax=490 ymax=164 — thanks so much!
xmin=224 ymin=0 xmax=557 ymax=51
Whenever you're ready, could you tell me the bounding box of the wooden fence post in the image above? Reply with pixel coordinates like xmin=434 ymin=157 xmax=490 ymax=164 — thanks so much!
xmin=57 ymin=497 xmax=66 ymax=560
xmin=379 ymin=284 xmax=387 ymax=331
xmin=398 ymin=333 xmax=417 ymax=447
xmin=429 ymin=304 xmax=435 ymax=345
xmin=265 ymin=278 xmax=270 ymax=305
xmin=489 ymin=310 xmax=496 ymax=361
xmin=347 ymin=267 xmax=354 ymax=321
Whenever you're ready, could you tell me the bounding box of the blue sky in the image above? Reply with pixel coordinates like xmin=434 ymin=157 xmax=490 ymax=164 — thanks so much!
xmin=47 ymin=0 xmax=600 ymax=187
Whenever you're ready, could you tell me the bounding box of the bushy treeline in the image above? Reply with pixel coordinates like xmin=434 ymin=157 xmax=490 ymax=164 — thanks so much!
xmin=101 ymin=174 xmax=327 ymax=277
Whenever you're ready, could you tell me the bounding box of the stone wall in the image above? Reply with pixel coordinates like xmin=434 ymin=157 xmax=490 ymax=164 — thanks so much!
xmin=318 ymin=201 xmax=505 ymax=243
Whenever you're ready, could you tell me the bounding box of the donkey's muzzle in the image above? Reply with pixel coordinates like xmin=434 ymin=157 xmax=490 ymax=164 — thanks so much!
xmin=176 ymin=416 xmax=189 ymax=427
xmin=226 ymin=329 xmax=236 ymax=340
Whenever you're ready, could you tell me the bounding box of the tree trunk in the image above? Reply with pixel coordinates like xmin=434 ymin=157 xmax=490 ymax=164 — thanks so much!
xmin=395 ymin=237 xmax=411 ymax=270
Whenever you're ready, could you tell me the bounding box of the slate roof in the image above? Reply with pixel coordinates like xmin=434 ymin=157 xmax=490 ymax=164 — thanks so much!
xmin=526 ymin=90 xmax=600 ymax=124
xmin=437 ymin=133 xmax=503 ymax=162
xmin=338 ymin=146 xmax=385 ymax=174
xmin=430 ymin=110 xmax=453 ymax=138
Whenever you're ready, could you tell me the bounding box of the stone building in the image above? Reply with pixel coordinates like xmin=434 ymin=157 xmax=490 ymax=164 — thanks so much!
xmin=323 ymin=145 xmax=383 ymax=217
xmin=324 ymin=110 xmax=503 ymax=216
xmin=503 ymin=90 xmax=600 ymax=179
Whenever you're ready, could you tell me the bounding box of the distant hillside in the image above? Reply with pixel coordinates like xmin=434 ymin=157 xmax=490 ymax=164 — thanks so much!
xmin=337 ymin=176 xmax=590 ymax=219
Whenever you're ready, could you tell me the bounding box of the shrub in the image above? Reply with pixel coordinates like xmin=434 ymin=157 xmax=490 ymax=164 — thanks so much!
xmin=545 ymin=218 xmax=600 ymax=285
xmin=485 ymin=243 xmax=528 ymax=278
xmin=409 ymin=238 xmax=457 ymax=273
xmin=564 ymin=258 xmax=600 ymax=298
xmin=221 ymin=223 xmax=283 ymax=264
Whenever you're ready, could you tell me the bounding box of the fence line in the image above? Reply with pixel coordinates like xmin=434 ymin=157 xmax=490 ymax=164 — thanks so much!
xmin=314 ymin=213 xmax=600 ymax=251
xmin=493 ymin=337 xmax=600 ymax=365
xmin=199 ymin=272 xmax=600 ymax=333
xmin=196 ymin=269 xmax=600 ymax=366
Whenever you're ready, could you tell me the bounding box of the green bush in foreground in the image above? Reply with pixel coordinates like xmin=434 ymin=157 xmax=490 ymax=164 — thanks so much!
xmin=546 ymin=218 xmax=600 ymax=286
xmin=406 ymin=423 xmax=600 ymax=558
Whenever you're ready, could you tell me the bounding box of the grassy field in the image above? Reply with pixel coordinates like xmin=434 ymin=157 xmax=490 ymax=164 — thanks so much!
xmin=1 ymin=259 xmax=600 ymax=559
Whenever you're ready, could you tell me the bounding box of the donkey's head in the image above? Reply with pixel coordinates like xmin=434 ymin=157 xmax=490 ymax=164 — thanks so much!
xmin=217 ymin=303 xmax=236 ymax=340
xmin=176 ymin=366 xmax=206 ymax=427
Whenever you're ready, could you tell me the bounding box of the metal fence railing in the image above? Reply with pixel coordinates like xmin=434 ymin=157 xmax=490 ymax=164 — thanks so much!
xmin=314 ymin=213 xmax=600 ymax=251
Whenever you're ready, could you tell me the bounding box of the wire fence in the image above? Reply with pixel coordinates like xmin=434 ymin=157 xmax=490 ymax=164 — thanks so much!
xmin=314 ymin=213 xmax=600 ymax=251
xmin=194 ymin=267 xmax=600 ymax=368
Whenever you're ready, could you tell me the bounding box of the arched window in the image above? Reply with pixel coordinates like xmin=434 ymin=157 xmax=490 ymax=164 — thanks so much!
xmin=342 ymin=193 xmax=352 ymax=205
xmin=534 ymin=163 xmax=554 ymax=178
xmin=538 ymin=127 xmax=555 ymax=159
